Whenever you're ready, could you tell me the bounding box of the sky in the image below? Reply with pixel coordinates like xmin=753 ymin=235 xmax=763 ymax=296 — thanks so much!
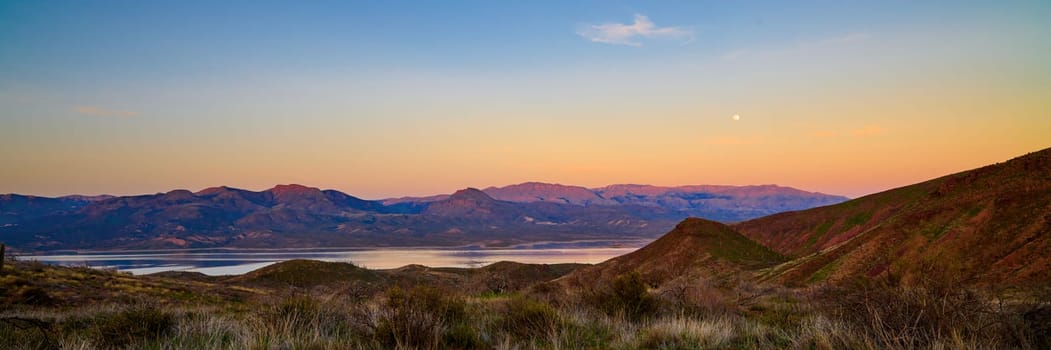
xmin=1 ymin=1 xmax=1049 ymax=199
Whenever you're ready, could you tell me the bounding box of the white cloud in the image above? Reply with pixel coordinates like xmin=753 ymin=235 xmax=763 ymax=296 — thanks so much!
xmin=577 ymin=14 xmax=693 ymax=46
xmin=74 ymin=106 xmax=138 ymax=118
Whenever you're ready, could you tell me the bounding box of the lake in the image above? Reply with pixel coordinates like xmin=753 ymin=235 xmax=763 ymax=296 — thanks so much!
xmin=18 ymin=240 xmax=649 ymax=276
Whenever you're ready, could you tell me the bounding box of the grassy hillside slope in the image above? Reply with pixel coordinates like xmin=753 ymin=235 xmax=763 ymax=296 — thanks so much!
xmin=734 ymin=148 xmax=1051 ymax=286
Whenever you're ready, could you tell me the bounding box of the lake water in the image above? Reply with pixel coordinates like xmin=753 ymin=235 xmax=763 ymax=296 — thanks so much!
xmin=19 ymin=240 xmax=649 ymax=276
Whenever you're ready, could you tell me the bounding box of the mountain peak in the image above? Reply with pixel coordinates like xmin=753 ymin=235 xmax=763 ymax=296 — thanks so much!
xmin=195 ymin=186 xmax=239 ymax=196
xmin=269 ymin=184 xmax=322 ymax=195
xmin=449 ymin=187 xmax=494 ymax=201
xmin=156 ymin=189 xmax=196 ymax=202
xmin=482 ymin=182 xmax=613 ymax=206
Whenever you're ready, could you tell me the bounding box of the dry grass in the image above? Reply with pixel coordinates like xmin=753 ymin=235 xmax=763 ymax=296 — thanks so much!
xmin=2 ymin=261 xmax=1047 ymax=349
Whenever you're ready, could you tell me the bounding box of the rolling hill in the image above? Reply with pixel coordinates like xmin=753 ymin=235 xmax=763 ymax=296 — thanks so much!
xmin=734 ymin=148 xmax=1051 ymax=286
xmin=557 ymin=218 xmax=786 ymax=290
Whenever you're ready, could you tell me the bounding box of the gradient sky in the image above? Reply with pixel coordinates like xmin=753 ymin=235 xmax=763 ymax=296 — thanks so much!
xmin=2 ymin=1 xmax=1049 ymax=199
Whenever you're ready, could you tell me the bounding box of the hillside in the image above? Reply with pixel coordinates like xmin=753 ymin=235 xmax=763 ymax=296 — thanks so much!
xmin=733 ymin=148 xmax=1051 ymax=286
xmin=557 ymin=218 xmax=786 ymax=290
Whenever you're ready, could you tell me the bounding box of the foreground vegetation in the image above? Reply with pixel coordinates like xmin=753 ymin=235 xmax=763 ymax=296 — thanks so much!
xmin=1 ymin=259 xmax=1048 ymax=350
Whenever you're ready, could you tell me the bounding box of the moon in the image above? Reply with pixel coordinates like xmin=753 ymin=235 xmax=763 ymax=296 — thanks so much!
xmin=732 ymin=114 xmax=741 ymax=121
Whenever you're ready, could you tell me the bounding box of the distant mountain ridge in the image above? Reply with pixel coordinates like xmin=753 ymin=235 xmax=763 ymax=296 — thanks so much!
xmin=0 ymin=182 xmax=845 ymax=251
xmin=385 ymin=182 xmax=848 ymax=222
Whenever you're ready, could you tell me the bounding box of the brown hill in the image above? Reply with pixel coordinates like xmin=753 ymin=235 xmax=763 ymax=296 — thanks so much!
xmin=229 ymin=259 xmax=383 ymax=288
xmin=733 ymin=148 xmax=1051 ymax=287
xmin=557 ymin=218 xmax=785 ymax=290
xmin=224 ymin=259 xmax=585 ymax=295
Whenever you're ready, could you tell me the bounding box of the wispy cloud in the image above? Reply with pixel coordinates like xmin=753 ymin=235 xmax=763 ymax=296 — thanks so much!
xmin=723 ymin=32 xmax=872 ymax=61
xmin=74 ymin=106 xmax=139 ymax=118
xmin=577 ymin=14 xmax=693 ymax=46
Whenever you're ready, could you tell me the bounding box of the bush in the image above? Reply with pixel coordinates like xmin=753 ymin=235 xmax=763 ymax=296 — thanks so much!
xmin=815 ymin=268 xmax=1043 ymax=349
xmin=590 ymin=271 xmax=659 ymax=320
xmin=269 ymin=295 xmax=322 ymax=329
xmin=442 ymin=322 xmax=485 ymax=350
xmin=637 ymin=317 xmax=735 ymax=350
xmin=500 ymin=295 xmax=560 ymax=340
xmin=656 ymin=276 xmax=737 ymax=317
xmin=12 ymin=285 xmax=55 ymax=306
xmin=0 ymin=316 xmax=56 ymax=350
xmin=86 ymin=305 xmax=175 ymax=349
xmin=373 ymin=285 xmax=469 ymax=349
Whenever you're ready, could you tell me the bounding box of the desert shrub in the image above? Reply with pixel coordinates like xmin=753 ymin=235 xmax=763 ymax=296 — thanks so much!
xmin=259 ymin=294 xmax=359 ymax=345
xmin=82 ymin=305 xmax=175 ymax=349
xmin=442 ymin=322 xmax=485 ymax=350
xmin=553 ymin=315 xmax=615 ymax=349
xmin=657 ymin=276 xmax=738 ymax=317
xmin=499 ymin=295 xmax=560 ymax=340
xmin=10 ymin=285 xmax=55 ymax=306
xmin=155 ymin=311 xmax=247 ymax=349
xmin=269 ymin=295 xmax=322 ymax=328
xmin=639 ymin=326 xmax=703 ymax=349
xmin=637 ymin=316 xmax=735 ymax=349
xmin=372 ymin=285 xmax=469 ymax=349
xmin=1013 ymin=286 xmax=1051 ymax=349
xmin=527 ymin=280 xmax=567 ymax=306
xmin=0 ymin=275 xmax=55 ymax=306
xmin=748 ymin=299 xmax=804 ymax=331
xmin=0 ymin=316 xmax=57 ymax=350
xmin=815 ymin=269 xmax=1043 ymax=349
xmin=1021 ymin=303 xmax=1051 ymax=348
xmin=589 ymin=271 xmax=659 ymax=321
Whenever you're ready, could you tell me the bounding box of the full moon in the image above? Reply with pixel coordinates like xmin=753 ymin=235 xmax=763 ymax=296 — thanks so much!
xmin=732 ymin=114 xmax=741 ymax=121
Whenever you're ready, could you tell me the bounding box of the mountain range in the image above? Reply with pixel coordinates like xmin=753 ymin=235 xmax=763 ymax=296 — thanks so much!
xmin=0 ymin=183 xmax=846 ymax=251
xmin=387 ymin=182 xmax=847 ymax=222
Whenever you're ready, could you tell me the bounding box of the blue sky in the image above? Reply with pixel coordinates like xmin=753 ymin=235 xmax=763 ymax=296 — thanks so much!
xmin=1 ymin=1 xmax=1049 ymax=198
xmin=6 ymin=1 xmax=1043 ymax=84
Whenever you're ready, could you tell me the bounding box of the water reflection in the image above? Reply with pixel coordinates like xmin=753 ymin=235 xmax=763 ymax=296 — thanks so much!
xmin=20 ymin=240 xmax=648 ymax=276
